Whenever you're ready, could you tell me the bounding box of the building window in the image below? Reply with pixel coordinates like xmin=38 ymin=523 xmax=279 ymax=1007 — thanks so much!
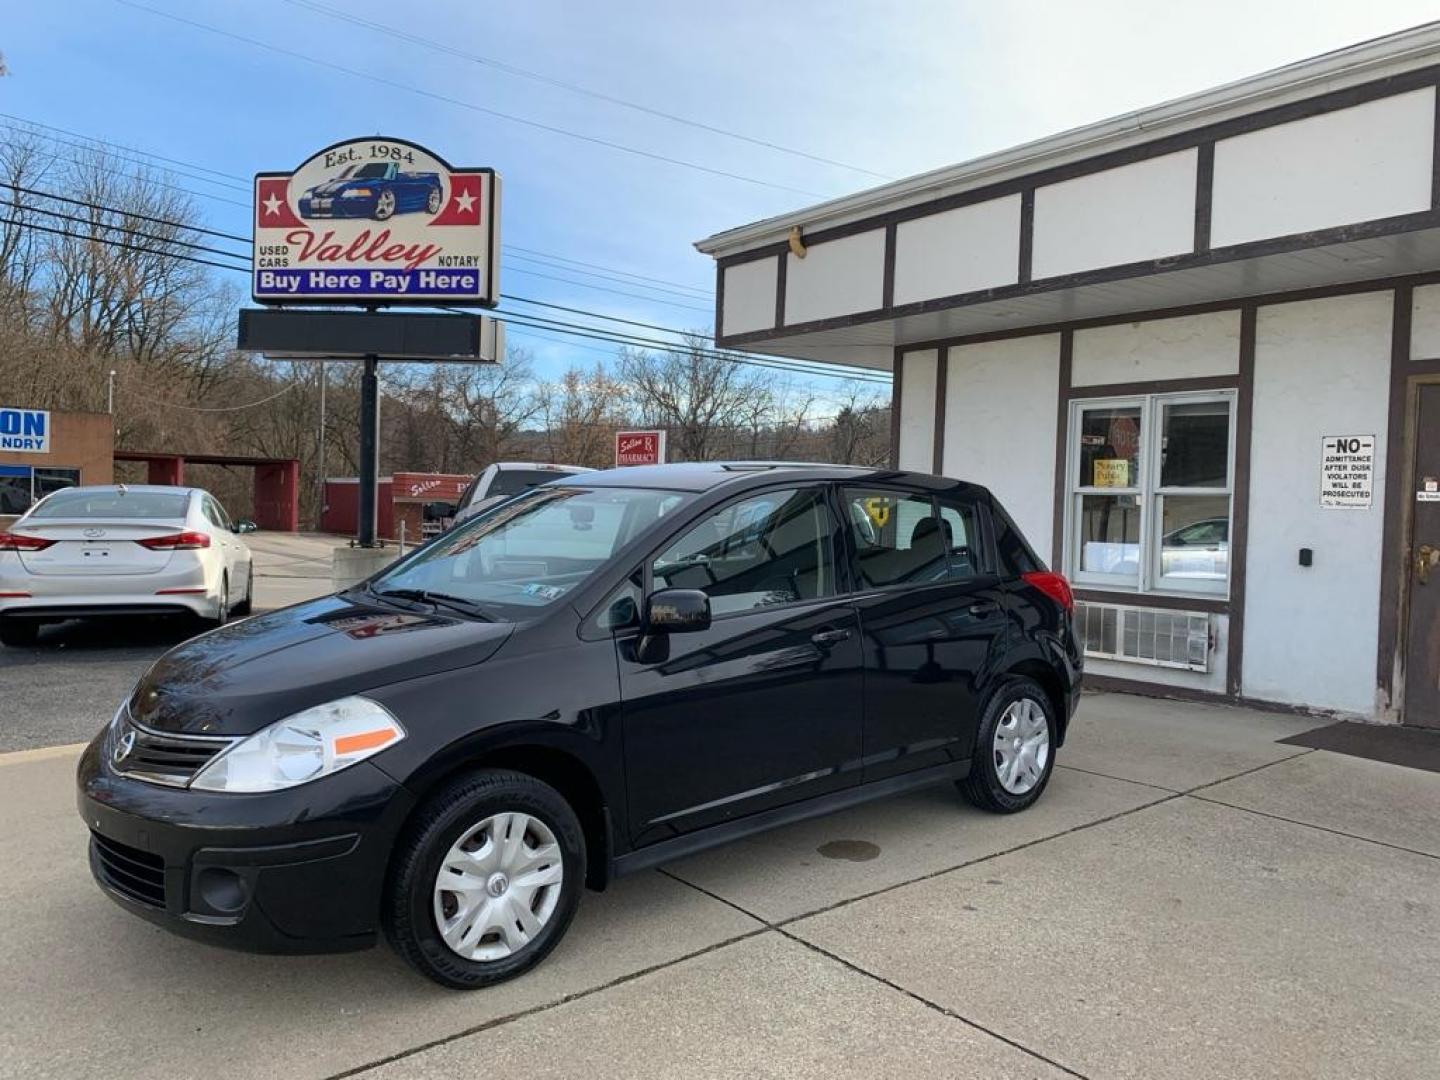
xmin=0 ymin=465 xmax=81 ymax=515
xmin=1065 ymin=392 xmax=1235 ymax=597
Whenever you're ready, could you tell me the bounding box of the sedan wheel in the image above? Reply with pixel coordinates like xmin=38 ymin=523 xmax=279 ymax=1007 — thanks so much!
xmin=385 ymin=769 xmax=584 ymax=989
xmin=433 ymin=812 xmax=564 ymax=962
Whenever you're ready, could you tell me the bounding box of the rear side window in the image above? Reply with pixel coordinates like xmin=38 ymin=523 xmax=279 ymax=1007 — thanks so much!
xmin=991 ymin=499 xmax=1044 ymax=577
xmin=29 ymin=489 xmax=190 ymax=520
xmin=489 ymin=469 xmax=569 ymax=497
xmin=842 ymin=488 xmax=985 ymax=587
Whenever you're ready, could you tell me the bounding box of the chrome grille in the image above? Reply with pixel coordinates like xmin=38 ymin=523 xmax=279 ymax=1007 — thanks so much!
xmin=112 ymin=711 xmax=237 ymax=788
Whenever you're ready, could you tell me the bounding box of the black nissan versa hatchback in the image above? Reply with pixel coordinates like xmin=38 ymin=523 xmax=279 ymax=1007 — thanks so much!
xmin=78 ymin=463 xmax=1080 ymax=989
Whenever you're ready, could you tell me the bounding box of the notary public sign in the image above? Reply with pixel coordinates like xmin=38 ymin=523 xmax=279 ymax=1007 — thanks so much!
xmin=252 ymin=137 xmax=500 ymax=307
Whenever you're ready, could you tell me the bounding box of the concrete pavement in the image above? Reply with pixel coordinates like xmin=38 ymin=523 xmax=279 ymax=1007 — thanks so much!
xmin=1 ymin=693 xmax=1436 ymax=1079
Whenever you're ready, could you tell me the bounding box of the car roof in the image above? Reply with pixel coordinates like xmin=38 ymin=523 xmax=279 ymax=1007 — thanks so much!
xmin=41 ymin=484 xmax=200 ymax=498
xmin=492 ymin=462 xmax=595 ymax=473
xmin=550 ymin=462 xmax=988 ymax=496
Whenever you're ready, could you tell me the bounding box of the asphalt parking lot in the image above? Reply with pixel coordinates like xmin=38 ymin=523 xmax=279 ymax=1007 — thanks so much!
xmin=2 ymin=544 xmax=1437 ymax=1079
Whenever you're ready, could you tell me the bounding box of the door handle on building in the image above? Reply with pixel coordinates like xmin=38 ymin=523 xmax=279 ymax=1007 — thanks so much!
xmin=1418 ymin=544 xmax=1439 ymax=586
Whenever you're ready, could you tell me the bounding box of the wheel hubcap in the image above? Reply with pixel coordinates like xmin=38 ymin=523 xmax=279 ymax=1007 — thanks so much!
xmin=993 ymin=697 xmax=1050 ymax=795
xmin=433 ymin=812 xmax=563 ymax=962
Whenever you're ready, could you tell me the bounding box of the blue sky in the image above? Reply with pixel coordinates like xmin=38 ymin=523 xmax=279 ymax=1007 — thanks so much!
xmin=3 ymin=0 xmax=1439 ymax=400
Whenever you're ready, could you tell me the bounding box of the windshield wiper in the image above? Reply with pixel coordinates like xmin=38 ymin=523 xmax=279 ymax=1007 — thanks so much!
xmin=368 ymin=586 xmax=493 ymax=621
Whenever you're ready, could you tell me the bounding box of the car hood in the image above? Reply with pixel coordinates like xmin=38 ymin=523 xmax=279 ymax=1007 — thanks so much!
xmin=127 ymin=594 xmax=513 ymax=736
xmin=311 ymin=179 xmax=369 ymax=197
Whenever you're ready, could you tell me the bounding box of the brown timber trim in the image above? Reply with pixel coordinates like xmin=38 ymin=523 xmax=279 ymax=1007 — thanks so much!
xmin=890 ymin=267 xmax=1440 ymax=363
xmin=714 ymin=261 xmax=726 ymax=341
xmin=889 ymin=348 xmax=905 ymax=468
xmin=1018 ymin=190 xmax=1035 ymax=284
xmin=1073 ymin=588 xmax=1229 ymax=614
xmin=1066 ymin=373 xmax=1238 ymax=400
xmin=1376 ymin=286 xmax=1412 ymax=708
xmin=774 ymin=253 xmax=788 ymax=329
xmin=932 ymin=346 xmax=949 ymax=474
xmin=1433 ymin=87 xmax=1440 ymax=211
xmin=1051 ymin=330 xmax=1073 ymax=568
xmin=713 ymin=63 xmax=1440 ymax=273
xmin=881 ymin=222 xmax=897 ymax=309
xmin=1226 ymin=304 xmax=1257 ymax=698
xmin=1194 ymin=142 xmax=1214 ymax=254
xmin=1084 ymin=676 xmax=1352 ymax=720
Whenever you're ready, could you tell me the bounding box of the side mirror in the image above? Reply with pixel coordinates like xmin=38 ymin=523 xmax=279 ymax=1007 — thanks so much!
xmin=644 ymin=588 xmax=711 ymax=634
xmin=234 ymin=520 xmax=258 ymax=534
xmin=423 ymin=501 xmax=457 ymax=521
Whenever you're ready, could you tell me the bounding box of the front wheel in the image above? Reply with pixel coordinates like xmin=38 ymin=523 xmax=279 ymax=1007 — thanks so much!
xmin=384 ymin=769 xmax=585 ymax=989
xmin=958 ymin=677 xmax=1057 ymax=813
xmin=373 ymin=189 xmax=396 ymax=220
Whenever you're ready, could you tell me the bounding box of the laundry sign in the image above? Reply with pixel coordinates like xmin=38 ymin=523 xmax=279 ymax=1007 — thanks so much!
xmin=1319 ymin=434 xmax=1375 ymax=509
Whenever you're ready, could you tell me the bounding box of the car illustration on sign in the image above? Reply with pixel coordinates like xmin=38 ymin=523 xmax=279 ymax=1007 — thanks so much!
xmin=297 ymin=162 xmax=444 ymax=221
xmin=251 ymin=136 xmax=500 ymax=307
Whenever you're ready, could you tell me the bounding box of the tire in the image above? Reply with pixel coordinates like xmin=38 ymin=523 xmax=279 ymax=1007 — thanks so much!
xmin=0 ymin=620 xmax=39 ymax=647
xmin=958 ymin=676 xmax=1057 ymax=814
xmin=384 ymin=769 xmax=585 ymax=990
xmin=232 ymin=564 xmax=254 ymax=616
xmin=373 ymin=190 xmax=396 ymax=220
xmin=205 ymin=575 xmax=229 ymax=629
xmin=426 ymin=188 xmax=442 ymax=214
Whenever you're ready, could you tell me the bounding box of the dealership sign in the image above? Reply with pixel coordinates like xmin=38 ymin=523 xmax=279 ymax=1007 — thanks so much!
xmin=0 ymin=408 xmax=50 ymax=453
xmin=253 ymin=137 xmax=500 ymax=307
xmin=615 ymin=430 xmax=666 ymax=467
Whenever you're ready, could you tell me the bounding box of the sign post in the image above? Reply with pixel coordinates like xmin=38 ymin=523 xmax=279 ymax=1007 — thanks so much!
xmin=241 ymin=137 xmax=501 ymax=549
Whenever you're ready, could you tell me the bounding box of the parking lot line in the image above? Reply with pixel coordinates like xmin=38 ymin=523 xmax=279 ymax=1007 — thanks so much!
xmin=0 ymin=741 xmax=86 ymax=766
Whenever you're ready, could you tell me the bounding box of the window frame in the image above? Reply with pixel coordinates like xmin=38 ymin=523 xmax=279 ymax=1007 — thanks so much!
xmin=1064 ymin=390 xmax=1236 ymax=598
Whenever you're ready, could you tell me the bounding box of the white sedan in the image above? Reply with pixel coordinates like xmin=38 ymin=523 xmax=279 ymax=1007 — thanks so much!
xmin=0 ymin=485 xmax=255 ymax=647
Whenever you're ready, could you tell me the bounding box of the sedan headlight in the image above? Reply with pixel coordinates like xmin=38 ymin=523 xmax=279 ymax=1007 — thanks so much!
xmin=341 ymin=188 xmax=373 ymax=197
xmin=190 ymin=696 xmax=404 ymax=793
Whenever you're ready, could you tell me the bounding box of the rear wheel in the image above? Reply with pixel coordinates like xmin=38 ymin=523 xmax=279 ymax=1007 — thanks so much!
xmin=384 ymin=769 xmax=584 ymax=989
xmin=232 ymin=564 xmax=254 ymax=616
xmin=0 ymin=620 xmax=39 ymax=647
xmin=958 ymin=677 xmax=1056 ymax=813
xmin=426 ymin=187 xmax=442 ymax=214
xmin=204 ymin=575 xmax=229 ymax=629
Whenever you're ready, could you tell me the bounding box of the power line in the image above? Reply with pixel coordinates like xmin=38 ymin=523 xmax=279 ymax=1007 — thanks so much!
xmin=117 ymin=380 xmax=298 ymax=411
xmin=280 ymin=0 xmax=894 ymax=183
xmin=2 ymin=141 xmax=252 ymax=210
xmin=5 ymin=186 xmax=889 ymax=384
xmin=505 ymin=251 xmax=710 ymax=300
xmin=2 ymin=119 xmax=719 ymax=299
xmin=115 ymin=0 xmax=831 ymax=199
xmin=0 ymin=120 xmax=249 ymax=193
xmin=0 ymin=198 xmax=252 ymax=263
xmin=501 ymin=265 xmax=711 ymax=313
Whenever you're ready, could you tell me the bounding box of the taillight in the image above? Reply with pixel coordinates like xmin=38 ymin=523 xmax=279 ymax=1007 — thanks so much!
xmin=0 ymin=532 xmax=54 ymax=552
xmin=137 ymin=531 xmax=211 ymax=551
xmin=1022 ymin=570 xmax=1074 ymax=614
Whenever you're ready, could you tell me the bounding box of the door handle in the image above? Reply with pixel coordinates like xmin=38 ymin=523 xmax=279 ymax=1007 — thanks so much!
xmin=967 ymin=601 xmax=1000 ymax=617
xmin=811 ymin=627 xmax=852 ymax=646
xmin=1419 ymin=544 xmax=1439 ymax=586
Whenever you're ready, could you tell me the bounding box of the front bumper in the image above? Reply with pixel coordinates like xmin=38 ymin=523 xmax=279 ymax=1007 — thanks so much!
xmin=77 ymin=727 xmax=417 ymax=954
xmin=298 ymin=195 xmax=376 ymax=219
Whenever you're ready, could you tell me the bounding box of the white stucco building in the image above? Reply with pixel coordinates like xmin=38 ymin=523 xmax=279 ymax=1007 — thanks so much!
xmin=697 ymin=25 xmax=1440 ymax=727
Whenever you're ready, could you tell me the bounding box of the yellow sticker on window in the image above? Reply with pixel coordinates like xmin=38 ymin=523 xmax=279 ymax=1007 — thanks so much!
xmin=862 ymin=496 xmax=891 ymax=528
xmin=1093 ymin=459 xmax=1130 ymax=487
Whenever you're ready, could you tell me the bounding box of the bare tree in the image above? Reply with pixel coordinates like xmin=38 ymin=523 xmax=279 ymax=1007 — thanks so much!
xmin=541 ymin=364 xmax=630 ymax=467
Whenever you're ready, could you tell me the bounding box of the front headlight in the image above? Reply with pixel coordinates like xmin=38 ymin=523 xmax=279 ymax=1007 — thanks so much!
xmin=190 ymin=696 xmax=404 ymax=793
xmin=341 ymin=188 xmax=373 ymax=197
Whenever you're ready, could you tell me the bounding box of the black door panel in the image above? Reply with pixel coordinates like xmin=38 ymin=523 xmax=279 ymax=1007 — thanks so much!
xmin=618 ymin=601 xmax=864 ymax=845
xmin=852 ymin=582 xmax=1009 ymax=780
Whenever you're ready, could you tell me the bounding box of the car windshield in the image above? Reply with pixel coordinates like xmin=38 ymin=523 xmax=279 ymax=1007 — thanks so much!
xmin=489 ymin=468 xmax=573 ymax=498
xmin=354 ymin=163 xmax=391 ymax=178
xmin=28 ymin=489 xmax=190 ymax=519
xmin=370 ymin=486 xmax=691 ymax=617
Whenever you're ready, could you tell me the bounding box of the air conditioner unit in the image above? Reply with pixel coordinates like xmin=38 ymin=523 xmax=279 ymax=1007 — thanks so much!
xmin=1074 ymin=601 xmax=1211 ymax=672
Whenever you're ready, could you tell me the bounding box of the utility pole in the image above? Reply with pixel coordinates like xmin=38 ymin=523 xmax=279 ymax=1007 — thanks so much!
xmin=107 ymin=370 xmax=116 ymax=415
xmin=358 ymin=354 xmax=379 ymax=547
xmin=316 ymin=361 xmax=327 ymax=531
